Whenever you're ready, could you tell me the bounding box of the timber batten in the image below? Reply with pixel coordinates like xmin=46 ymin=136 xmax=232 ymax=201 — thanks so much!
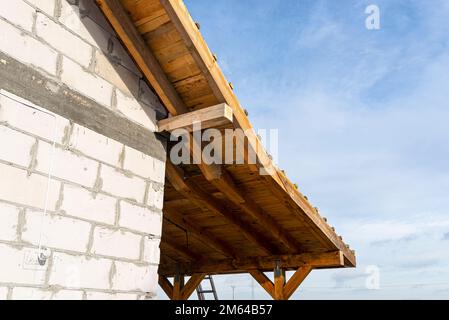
xmin=96 ymin=0 xmax=356 ymax=300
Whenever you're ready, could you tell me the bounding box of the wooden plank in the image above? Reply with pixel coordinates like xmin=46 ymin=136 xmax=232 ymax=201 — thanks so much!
xmin=96 ymin=0 xmax=188 ymax=116
xmin=283 ymin=265 xmax=312 ymax=300
xmin=158 ymin=103 xmax=233 ymax=132
xmin=181 ymin=273 xmax=206 ymax=300
xmin=158 ymin=275 xmax=173 ymax=299
xmin=208 ymin=169 xmax=304 ymax=254
xmin=161 ymin=237 xmax=203 ymax=261
xmin=166 ymin=162 xmax=276 ymax=255
xmin=249 ymin=270 xmax=275 ymax=299
xmin=264 ymin=172 xmax=357 ymax=267
xmin=164 ymin=208 xmax=238 ymax=257
xmin=160 ymin=251 xmax=345 ymax=276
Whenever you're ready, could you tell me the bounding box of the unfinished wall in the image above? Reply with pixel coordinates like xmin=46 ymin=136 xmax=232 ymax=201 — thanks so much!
xmin=0 ymin=0 xmax=167 ymax=300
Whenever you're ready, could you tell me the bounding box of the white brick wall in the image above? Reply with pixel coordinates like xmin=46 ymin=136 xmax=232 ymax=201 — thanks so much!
xmin=0 ymin=18 xmax=58 ymax=75
xmin=119 ymin=201 xmax=162 ymax=236
xmin=123 ymin=146 xmax=155 ymax=179
xmin=0 ymin=202 xmax=20 ymax=242
xmin=59 ymin=1 xmax=110 ymax=52
xmin=116 ymin=90 xmax=157 ymax=131
xmin=61 ymin=57 xmax=114 ymax=108
xmin=112 ymin=262 xmax=157 ymax=292
xmin=0 ymin=244 xmax=47 ymax=285
xmin=143 ymin=237 xmax=160 ymax=265
xmin=69 ymin=124 xmax=123 ymax=167
xmin=151 ymin=158 xmax=166 ymax=184
xmin=0 ymin=92 xmax=70 ymax=145
xmin=0 ymin=0 xmax=34 ymax=32
xmin=49 ymin=252 xmax=112 ymax=290
xmin=0 ymin=163 xmax=60 ymax=210
xmin=91 ymin=226 xmax=141 ymax=260
xmin=147 ymin=183 xmax=164 ymax=210
xmin=86 ymin=291 xmax=138 ymax=300
xmin=36 ymin=13 xmax=93 ymax=68
xmin=22 ymin=210 xmax=91 ymax=253
xmin=26 ymin=0 xmax=55 ymax=17
xmin=94 ymin=51 xmax=140 ymax=97
xmin=11 ymin=287 xmax=83 ymax=300
xmin=36 ymin=141 xmax=99 ymax=188
xmin=0 ymin=125 xmax=35 ymax=168
xmin=59 ymin=184 xmax=116 ymax=225
xmin=100 ymin=165 xmax=146 ymax=202
xmin=0 ymin=0 xmax=167 ymax=299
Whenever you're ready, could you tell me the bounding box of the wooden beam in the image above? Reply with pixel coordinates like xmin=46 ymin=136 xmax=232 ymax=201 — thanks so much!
xmin=163 ymin=207 xmax=238 ymax=258
xmin=96 ymin=0 xmax=188 ymax=116
xmin=166 ymin=162 xmax=276 ymax=255
xmin=249 ymin=270 xmax=275 ymax=299
xmin=158 ymin=275 xmax=173 ymax=300
xmin=161 ymin=237 xmax=203 ymax=261
xmin=274 ymin=262 xmax=286 ymax=300
xmin=181 ymin=273 xmax=207 ymax=300
xmin=158 ymin=103 xmax=233 ymax=132
xmin=172 ymin=272 xmax=184 ymax=300
xmin=283 ymin=265 xmax=312 ymax=300
xmin=160 ymin=251 xmax=344 ymax=276
xmin=206 ymin=168 xmax=303 ymax=254
xmin=264 ymin=172 xmax=357 ymax=267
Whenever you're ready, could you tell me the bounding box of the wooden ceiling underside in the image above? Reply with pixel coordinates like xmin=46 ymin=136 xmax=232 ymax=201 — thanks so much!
xmin=96 ymin=0 xmax=356 ymax=277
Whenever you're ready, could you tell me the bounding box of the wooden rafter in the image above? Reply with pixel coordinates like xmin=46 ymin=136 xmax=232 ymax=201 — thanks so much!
xmin=160 ymin=0 xmax=279 ymax=176
xmin=159 ymin=251 xmax=344 ymax=276
xmin=161 ymin=237 xmax=203 ymax=261
xmin=166 ymin=162 xmax=276 ymax=255
xmin=163 ymin=207 xmax=238 ymax=258
xmin=264 ymin=173 xmax=356 ymax=267
xmin=96 ymin=0 xmax=188 ymax=116
xmin=205 ymin=168 xmax=304 ymax=254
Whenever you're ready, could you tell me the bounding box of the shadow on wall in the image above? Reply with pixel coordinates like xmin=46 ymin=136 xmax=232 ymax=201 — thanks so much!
xmin=61 ymin=0 xmax=167 ymax=122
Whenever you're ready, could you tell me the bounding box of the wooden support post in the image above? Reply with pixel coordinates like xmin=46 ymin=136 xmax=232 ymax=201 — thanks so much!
xmin=273 ymin=261 xmax=286 ymax=300
xmin=173 ymin=269 xmax=185 ymax=300
xmin=250 ymin=263 xmax=313 ymax=301
xmin=160 ymin=272 xmax=206 ymax=301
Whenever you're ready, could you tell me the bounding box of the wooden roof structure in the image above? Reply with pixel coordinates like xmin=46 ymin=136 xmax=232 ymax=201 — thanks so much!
xmin=96 ymin=0 xmax=356 ymax=300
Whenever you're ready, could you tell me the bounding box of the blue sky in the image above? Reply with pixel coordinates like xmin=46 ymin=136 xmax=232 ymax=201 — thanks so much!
xmin=158 ymin=0 xmax=449 ymax=299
